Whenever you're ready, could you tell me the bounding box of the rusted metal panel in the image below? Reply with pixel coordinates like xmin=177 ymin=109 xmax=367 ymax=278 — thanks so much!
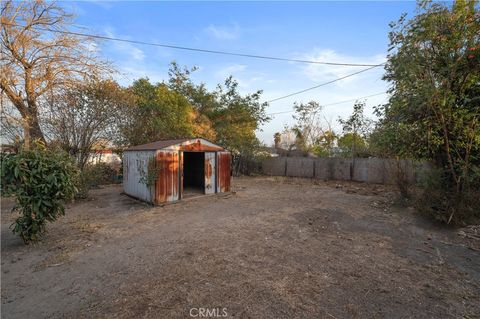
xmin=179 ymin=139 xmax=224 ymax=152
xmin=179 ymin=151 xmax=184 ymax=199
xmin=204 ymin=152 xmax=216 ymax=194
xmin=217 ymin=151 xmax=231 ymax=193
xmin=123 ymin=151 xmax=156 ymax=203
xmin=125 ymin=138 xmax=224 ymax=152
xmin=155 ymin=151 xmax=179 ymax=204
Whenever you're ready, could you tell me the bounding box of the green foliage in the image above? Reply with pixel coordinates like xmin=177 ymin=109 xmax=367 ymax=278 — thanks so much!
xmin=337 ymin=133 xmax=368 ymax=157
xmin=338 ymin=101 xmax=372 ymax=157
xmin=316 ymin=130 xmax=337 ymax=157
xmin=416 ymin=168 xmax=480 ymax=225
xmin=282 ymin=100 xmax=336 ymax=156
xmin=373 ymin=0 xmax=480 ymax=224
xmin=75 ymin=163 xmax=119 ymax=199
xmin=139 ymin=156 xmax=161 ymax=188
xmin=121 ymin=79 xmax=193 ymax=145
xmin=120 ymin=78 xmax=215 ymax=146
xmin=166 ymin=62 xmax=269 ymax=173
xmin=213 ymin=76 xmax=269 ymax=154
xmin=291 ymin=101 xmax=323 ymax=151
xmin=0 ymin=145 xmax=77 ymax=243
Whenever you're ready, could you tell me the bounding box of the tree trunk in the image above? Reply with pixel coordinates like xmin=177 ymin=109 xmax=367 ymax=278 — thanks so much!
xmin=23 ymin=112 xmax=46 ymax=150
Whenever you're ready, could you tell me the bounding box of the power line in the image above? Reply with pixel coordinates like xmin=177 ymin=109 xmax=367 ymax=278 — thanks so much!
xmin=3 ymin=21 xmax=385 ymax=67
xmin=267 ymin=91 xmax=387 ymax=116
xmin=266 ymin=64 xmax=384 ymax=103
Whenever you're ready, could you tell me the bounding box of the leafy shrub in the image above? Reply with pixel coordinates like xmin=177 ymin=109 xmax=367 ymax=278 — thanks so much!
xmin=74 ymin=162 xmax=119 ymax=199
xmin=74 ymin=172 xmax=90 ymax=199
xmin=0 ymin=145 xmax=78 ymax=244
xmin=415 ymin=167 xmax=480 ymax=225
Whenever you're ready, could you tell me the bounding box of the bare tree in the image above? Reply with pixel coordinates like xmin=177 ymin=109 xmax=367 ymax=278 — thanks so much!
xmin=279 ymin=127 xmax=297 ymax=150
xmin=43 ymin=80 xmax=135 ymax=169
xmin=0 ymin=0 xmax=110 ymax=149
xmin=0 ymin=96 xmax=23 ymax=146
xmin=286 ymin=101 xmax=336 ymax=155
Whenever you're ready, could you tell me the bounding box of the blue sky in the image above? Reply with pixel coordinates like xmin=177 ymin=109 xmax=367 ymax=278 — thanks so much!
xmin=64 ymin=1 xmax=419 ymax=144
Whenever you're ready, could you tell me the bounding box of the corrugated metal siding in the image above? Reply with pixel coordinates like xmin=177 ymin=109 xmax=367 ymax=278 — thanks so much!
xmin=123 ymin=151 xmax=156 ymax=203
xmin=217 ymin=151 xmax=231 ymax=192
xmin=204 ymin=152 xmax=216 ymax=194
xmin=155 ymin=151 xmax=179 ymax=204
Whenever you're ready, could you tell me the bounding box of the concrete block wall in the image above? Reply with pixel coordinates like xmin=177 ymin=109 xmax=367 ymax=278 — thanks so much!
xmin=262 ymin=157 xmax=286 ymax=176
xmin=364 ymin=157 xmax=385 ymax=184
xmin=286 ymin=157 xmax=314 ymax=178
xmin=262 ymin=157 xmax=430 ymax=185
xmin=332 ymin=158 xmax=352 ymax=181
xmin=352 ymin=158 xmax=368 ymax=182
xmin=314 ymin=158 xmax=334 ymax=180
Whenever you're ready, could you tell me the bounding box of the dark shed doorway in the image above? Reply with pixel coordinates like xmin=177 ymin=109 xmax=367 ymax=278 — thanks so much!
xmin=182 ymin=151 xmax=205 ymax=197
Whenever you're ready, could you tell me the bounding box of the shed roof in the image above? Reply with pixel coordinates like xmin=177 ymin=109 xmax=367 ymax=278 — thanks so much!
xmin=125 ymin=138 xmax=225 ymax=151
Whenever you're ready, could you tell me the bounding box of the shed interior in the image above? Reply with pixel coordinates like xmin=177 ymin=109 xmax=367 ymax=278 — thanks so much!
xmin=182 ymin=151 xmax=205 ymax=197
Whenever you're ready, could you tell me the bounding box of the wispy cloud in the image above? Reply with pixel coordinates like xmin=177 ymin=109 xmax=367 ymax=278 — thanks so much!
xmin=117 ymin=66 xmax=166 ymax=85
xmin=214 ymin=64 xmax=270 ymax=91
xmin=204 ymin=23 xmax=241 ymax=40
xmin=215 ymin=64 xmax=247 ymax=78
xmin=103 ymin=27 xmax=145 ymax=61
xmin=297 ymin=48 xmax=386 ymax=87
xmin=83 ymin=0 xmax=113 ymax=10
xmin=255 ymin=48 xmax=389 ymax=144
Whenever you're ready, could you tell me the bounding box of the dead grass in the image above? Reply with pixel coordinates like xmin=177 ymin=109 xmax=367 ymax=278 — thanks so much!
xmin=1 ymin=177 xmax=479 ymax=318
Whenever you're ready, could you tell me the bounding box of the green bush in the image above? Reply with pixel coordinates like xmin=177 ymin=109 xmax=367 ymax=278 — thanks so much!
xmin=75 ymin=163 xmax=119 ymax=199
xmin=415 ymin=167 xmax=480 ymax=225
xmin=0 ymin=145 xmax=78 ymax=244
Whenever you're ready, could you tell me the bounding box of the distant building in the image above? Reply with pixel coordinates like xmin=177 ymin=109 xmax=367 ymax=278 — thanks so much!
xmin=87 ymin=149 xmax=121 ymax=166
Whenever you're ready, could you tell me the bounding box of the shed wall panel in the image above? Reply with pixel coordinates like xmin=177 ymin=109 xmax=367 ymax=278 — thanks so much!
xmin=155 ymin=151 xmax=179 ymax=204
xmin=205 ymin=152 xmax=216 ymax=194
xmin=217 ymin=152 xmax=231 ymax=192
xmin=123 ymin=151 xmax=155 ymax=203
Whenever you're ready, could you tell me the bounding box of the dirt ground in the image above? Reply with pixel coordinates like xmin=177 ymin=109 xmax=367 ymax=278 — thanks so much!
xmin=1 ymin=176 xmax=479 ymax=319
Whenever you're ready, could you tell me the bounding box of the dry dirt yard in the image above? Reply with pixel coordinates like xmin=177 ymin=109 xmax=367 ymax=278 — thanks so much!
xmin=1 ymin=176 xmax=479 ymax=319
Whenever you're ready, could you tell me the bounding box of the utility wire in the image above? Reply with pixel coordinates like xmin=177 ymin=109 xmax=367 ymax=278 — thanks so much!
xmin=3 ymin=21 xmax=385 ymax=67
xmin=267 ymin=91 xmax=387 ymax=116
xmin=266 ymin=64 xmax=384 ymax=103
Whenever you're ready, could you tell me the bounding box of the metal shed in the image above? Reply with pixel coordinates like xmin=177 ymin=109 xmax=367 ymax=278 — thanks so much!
xmin=123 ymin=138 xmax=231 ymax=204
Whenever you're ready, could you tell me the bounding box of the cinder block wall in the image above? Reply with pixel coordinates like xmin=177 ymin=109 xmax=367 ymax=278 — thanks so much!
xmin=262 ymin=157 xmax=430 ymax=185
xmin=262 ymin=157 xmax=287 ymax=176
xmin=286 ymin=158 xmax=314 ymax=177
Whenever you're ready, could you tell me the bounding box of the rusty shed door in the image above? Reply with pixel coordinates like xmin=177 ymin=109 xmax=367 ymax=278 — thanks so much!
xmin=155 ymin=151 xmax=179 ymax=204
xmin=204 ymin=152 xmax=216 ymax=194
xmin=217 ymin=151 xmax=231 ymax=192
